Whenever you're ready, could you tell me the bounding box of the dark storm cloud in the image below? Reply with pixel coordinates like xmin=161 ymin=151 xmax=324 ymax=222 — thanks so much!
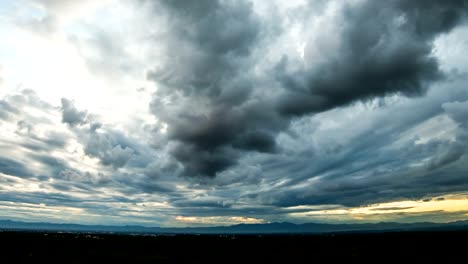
xmin=257 ymin=162 xmax=468 ymax=208
xmin=148 ymin=0 xmax=288 ymax=177
xmin=148 ymin=0 xmax=468 ymax=177
xmin=148 ymin=0 xmax=260 ymax=98
xmin=275 ymin=0 xmax=468 ymax=116
xmin=208 ymin=79 xmax=468 ymax=209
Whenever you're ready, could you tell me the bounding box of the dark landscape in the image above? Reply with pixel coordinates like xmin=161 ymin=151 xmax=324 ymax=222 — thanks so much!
xmin=1 ymin=230 xmax=466 ymax=262
xmin=1 ymin=220 xmax=468 ymax=262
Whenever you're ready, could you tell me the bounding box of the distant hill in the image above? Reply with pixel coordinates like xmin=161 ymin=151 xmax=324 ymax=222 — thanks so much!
xmin=1 ymin=219 xmax=468 ymax=234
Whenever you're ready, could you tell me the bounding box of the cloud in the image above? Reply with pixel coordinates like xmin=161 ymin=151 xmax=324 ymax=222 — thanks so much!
xmin=147 ymin=0 xmax=468 ymax=178
xmin=14 ymin=0 xmax=110 ymax=36
xmin=0 ymin=90 xmax=76 ymax=179
xmin=1 ymin=0 xmax=468 ymax=226
xmin=82 ymin=129 xmax=136 ymax=169
xmin=58 ymin=97 xmax=148 ymax=170
xmin=0 ymin=89 xmax=107 ymax=186
xmin=0 ymin=100 xmax=19 ymax=120
xmin=147 ymin=0 xmax=284 ymax=177
xmin=425 ymin=100 xmax=468 ymax=170
xmin=60 ymin=98 xmax=87 ymax=126
xmin=369 ymin=206 xmax=415 ymax=211
xmin=213 ymin=76 xmax=468 ymax=209
xmin=426 ymin=141 xmax=465 ymax=170
xmin=443 ymin=100 xmax=468 ymax=127
xmin=275 ymin=0 xmax=467 ymax=116
xmin=0 ymin=157 xmax=35 ymax=178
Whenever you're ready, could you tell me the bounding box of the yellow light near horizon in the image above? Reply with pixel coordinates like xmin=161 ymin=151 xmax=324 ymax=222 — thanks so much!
xmin=289 ymin=195 xmax=468 ymax=222
xmin=350 ymin=197 xmax=468 ymax=215
xmin=175 ymin=216 xmax=199 ymax=223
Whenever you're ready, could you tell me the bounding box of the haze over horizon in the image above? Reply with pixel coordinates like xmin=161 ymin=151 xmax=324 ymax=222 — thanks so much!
xmin=1 ymin=0 xmax=468 ymax=228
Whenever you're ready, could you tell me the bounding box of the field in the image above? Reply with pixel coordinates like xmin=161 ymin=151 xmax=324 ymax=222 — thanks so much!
xmin=1 ymin=230 xmax=466 ymax=262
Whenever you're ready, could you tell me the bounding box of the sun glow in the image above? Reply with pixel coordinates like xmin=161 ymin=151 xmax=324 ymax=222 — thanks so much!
xmin=289 ymin=195 xmax=468 ymax=223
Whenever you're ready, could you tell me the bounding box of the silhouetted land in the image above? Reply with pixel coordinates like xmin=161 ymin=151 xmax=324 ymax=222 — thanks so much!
xmin=1 ymin=230 xmax=467 ymax=262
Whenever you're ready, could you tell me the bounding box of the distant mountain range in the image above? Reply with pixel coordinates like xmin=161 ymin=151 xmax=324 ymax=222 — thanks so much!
xmin=1 ymin=219 xmax=468 ymax=234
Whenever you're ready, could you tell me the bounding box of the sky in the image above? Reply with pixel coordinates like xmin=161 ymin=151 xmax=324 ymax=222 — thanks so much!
xmin=0 ymin=0 xmax=468 ymax=227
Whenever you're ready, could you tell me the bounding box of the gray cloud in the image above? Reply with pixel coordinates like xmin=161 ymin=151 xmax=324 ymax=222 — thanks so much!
xmin=0 ymin=157 xmax=34 ymax=178
xmin=426 ymin=141 xmax=465 ymax=170
xmin=425 ymin=100 xmax=468 ymax=170
xmin=443 ymin=100 xmax=468 ymax=127
xmin=0 ymin=100 xmax=19 ymax=120
xmin=60 ymin=98 xmax=87 ymax=126
xmin=58 ymin=98 xmax=145 ymax=169
xmin=147 ymin=0 xmax=468 ymax=178
xmin=0 ymin=90 xmax=75 ymax=180
xmin=190 ymin=77 xmax=468 ymax=210
xmin=147 ymin=0 xmax=284 ymax=177
xmin=5 ymin=89 xmax=54 ymax=110
xmin=275 ymin=0 xmax=467 ymax=116
xmin=83 ymin=130 xmax=136 ymax=169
